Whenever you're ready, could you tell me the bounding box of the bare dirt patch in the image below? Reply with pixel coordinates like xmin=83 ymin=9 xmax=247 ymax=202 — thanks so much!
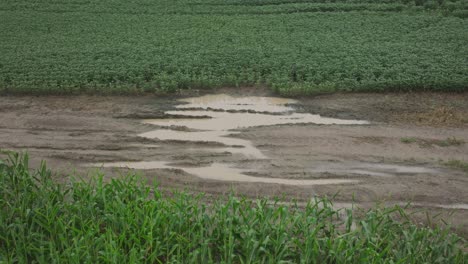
xmin=1 ymin=91 xmax=467 ymax=236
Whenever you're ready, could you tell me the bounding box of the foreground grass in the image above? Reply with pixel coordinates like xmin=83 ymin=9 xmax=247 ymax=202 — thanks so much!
xmin=0 ymin=153 xmax=466 ymax=263
xmin=0 ymin=0 xmax=467 ymax=95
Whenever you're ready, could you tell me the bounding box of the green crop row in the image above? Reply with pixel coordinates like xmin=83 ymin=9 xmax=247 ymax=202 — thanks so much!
xmin=0 ymin=0 xmax=467 ymax=95
xmin=0 ymin=152 xmax=466 ymax=263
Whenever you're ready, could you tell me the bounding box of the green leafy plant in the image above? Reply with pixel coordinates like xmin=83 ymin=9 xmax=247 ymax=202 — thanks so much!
xmin=0 ymin=152 xmax=466 ymax=263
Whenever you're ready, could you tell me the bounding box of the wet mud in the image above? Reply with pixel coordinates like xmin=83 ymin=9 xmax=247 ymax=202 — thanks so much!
xmin=1 ymin=91 xmax=467 ymax=236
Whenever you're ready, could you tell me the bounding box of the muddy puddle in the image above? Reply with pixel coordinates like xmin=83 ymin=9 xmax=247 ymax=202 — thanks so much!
xmin=140 ymin=95 xmax=368 ymax=159
xmin=97 ymin=161 xmax=357 ymax=186
xmin=274 ymin=200 xmax=468 ymax=211
xmin=90 ymin=94 xmax=372 ymax=185
xmin=308 ymin=162 xmax=440 ymax=177
xmin=411 ymin=203 xmax=468 ymax=210
xmin=177 ymin=94 xmax=296 ymax=113
xmin=90 ymin=94 xmax=443 ymax=186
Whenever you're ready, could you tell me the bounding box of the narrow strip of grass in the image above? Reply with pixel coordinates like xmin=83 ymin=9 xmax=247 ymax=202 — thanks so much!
xmin=401 ymin=137 xmax=465 ymax=147
xmin=0 ymin=152 xmax=466 ymax=263
xmin=444 ymin=159 xmax=468 ymax=174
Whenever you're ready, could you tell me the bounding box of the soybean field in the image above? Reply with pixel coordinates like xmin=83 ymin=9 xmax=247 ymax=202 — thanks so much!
xmin=0 ymin=0 xmax=467 ymax=95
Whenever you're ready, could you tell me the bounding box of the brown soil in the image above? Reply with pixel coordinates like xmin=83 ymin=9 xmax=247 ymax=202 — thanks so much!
xmin=1 ymin=90 xmax=467 ymax=237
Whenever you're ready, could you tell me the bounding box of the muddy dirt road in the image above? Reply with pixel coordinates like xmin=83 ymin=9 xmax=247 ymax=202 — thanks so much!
xmin=1 ymin=90 xmax=467 ymax=236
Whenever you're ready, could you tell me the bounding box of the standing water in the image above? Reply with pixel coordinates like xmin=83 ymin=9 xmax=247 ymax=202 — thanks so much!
xmin=140 ymin=95 xmax=368 ymax=159
xmin=91 ymin=94 xmax=369 ymax=185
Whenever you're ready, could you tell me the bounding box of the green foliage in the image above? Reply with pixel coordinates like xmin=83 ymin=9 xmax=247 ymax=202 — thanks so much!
xmin=444 ymin=159 xmax=468 ymax=173
xmin=401 ymin=137 xmax=465 ymax=147
xmin=0 ymin=152 xmax=466 ymax=263
xmin=452 ymin=9 xmax=468 ymax=18
xmin=401 ymin=137 xmax=418 ymax=143
xmin=0 ymin=0 xmax=467 ymax=95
